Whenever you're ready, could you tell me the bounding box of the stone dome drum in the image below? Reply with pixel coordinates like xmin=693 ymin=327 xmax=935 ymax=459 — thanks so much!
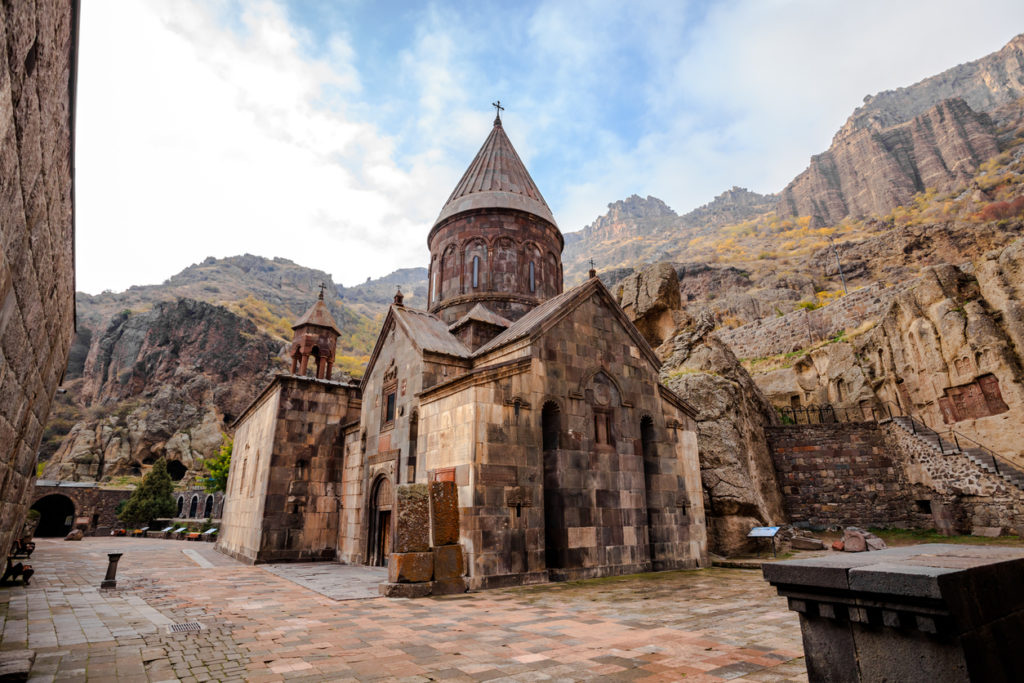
xmin=427 ymin=115 xmax=564 ymax=325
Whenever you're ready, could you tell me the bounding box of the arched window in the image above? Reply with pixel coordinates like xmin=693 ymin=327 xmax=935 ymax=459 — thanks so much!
xmin=542 ymin=401 xmax=560 ymax=451
xmin=472 ymin=255 xmax=480 ymax=288
xmin=176 ymin=496 xmax=184 ymax=517
xmin=203 ymin=495 xmax=214 ymax=518
xmin=189 ymin=495 xmax=199 ymax=518
xmin=529 ymin=261 xmax=536 ymax=293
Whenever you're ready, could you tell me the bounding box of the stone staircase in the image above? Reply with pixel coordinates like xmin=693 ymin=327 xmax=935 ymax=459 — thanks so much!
xmin=891 ymin=416 xmax=1024 ymax=492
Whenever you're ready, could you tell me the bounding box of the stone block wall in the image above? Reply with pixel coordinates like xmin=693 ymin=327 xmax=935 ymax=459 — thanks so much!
xmin=718 ymin=283 xmax=898 ymax=360
xmin=767 ymin=423 xmax=930 ymax=529
xmin=767 ymin=421 xmax=1024 ymax=535
xmin=0 ymin=0 xmax=77 ymax=557
xmin=257 ymin=378 xmax=358 ymax=563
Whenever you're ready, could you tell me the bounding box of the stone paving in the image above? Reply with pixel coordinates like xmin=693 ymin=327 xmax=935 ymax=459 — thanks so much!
xmin=0 ymin=538 xmax=806 ymax=681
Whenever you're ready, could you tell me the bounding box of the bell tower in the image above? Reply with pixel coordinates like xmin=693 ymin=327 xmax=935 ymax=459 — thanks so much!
xmin=427 ymin=106 xmax=564 ymax=325
xmin=290 ymin=285 xmax=341 ymax=380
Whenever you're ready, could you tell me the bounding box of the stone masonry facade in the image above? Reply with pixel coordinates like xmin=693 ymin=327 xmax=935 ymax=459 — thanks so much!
xmin=0 ymin=1 xmax=77 ymax=555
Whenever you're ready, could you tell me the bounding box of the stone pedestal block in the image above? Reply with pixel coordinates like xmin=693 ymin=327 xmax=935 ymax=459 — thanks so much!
xmin=380 ymin=582 xmax=432 ymax=598
xmin=764 ymin=544 xmax=1024 ymax=682
xmin=430 ymin=481 xmax=460 ymax=546
xmin=388 ymin=551 xmax=434 ymax=583
xmin=395 ymin=484 xmax=430 ymax=553
xmin=433 ymin=544 xmax=465 ymax=579
xmin=431 ymin=577 xmax=467 ymax=595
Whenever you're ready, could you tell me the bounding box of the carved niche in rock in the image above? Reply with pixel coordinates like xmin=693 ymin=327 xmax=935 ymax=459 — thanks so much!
xmin=938 ymin=374 xmax=1009 ymax=423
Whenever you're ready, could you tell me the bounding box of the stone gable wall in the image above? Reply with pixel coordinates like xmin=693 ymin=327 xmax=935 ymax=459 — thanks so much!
xmin=0 ymin=0 xmax=76 ymax=556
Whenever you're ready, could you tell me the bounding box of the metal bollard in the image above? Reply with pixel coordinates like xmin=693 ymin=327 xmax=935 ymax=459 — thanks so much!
xmin=101 ymin=553 xmax=122 ymax=589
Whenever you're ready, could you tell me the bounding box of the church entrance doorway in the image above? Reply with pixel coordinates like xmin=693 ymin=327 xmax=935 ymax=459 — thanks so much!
xmin=367 ymin=476 xmax=393 ymax=567
xmin=31 ymin=494 xmax=76 ymax=537
xmin=541 ymin=401 xmax=566 ymax=569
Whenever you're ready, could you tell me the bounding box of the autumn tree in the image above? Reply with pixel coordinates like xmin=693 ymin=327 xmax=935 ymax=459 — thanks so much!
xmin=203 ymin=435 xmax=232 ymax=493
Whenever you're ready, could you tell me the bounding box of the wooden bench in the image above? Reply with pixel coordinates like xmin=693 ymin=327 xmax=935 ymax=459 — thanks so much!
xmin=186 ymin=532 xmax=202 ymax=541
xmin=131 ymin=527 xmax=149 ymax=537
xmin=9 ymin=539 xmax=34 ymax=559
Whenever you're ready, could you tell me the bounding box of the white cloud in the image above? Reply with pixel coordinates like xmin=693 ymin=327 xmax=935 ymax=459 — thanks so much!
xmin=76 ymin=0 xmax=440 ymax=294
xmin=76 ymin=0 xmax=1024 ymax=294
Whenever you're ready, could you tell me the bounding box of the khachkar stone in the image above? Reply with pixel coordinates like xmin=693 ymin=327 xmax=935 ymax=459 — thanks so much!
xmin=764 ymin=544 xmax=1024 ymax=682
xmin=430 ymin=481 xmax=459 ymax=546
xmin=429 ymin=481 xmax=466 ymax=594
xmin=394 ymin=484 xmax=430 ymax=553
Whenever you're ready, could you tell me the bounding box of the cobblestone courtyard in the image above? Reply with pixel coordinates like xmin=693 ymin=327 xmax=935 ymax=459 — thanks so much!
xmin=0 ymin=538 xmax=805 ymax=682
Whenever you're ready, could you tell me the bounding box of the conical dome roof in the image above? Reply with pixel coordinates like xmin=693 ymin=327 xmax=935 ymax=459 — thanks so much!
xmin=434 ymin=119 xmax=557 ymax=228
xmin=292 ymin=298 xmax=341 ymax=336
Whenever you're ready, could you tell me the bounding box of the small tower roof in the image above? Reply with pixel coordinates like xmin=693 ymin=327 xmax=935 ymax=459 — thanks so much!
xmin=292 ymin=298 xmax=341 ymax=336
xmin=433 ymin=117 xmax=557 ymax=228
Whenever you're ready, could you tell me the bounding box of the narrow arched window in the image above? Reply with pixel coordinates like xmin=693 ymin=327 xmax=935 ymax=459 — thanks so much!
xmin=542 ymin=402 xmax=560 ymax=451
xmin=529 ymin=261 xmax=536 ymax=293
xmin=472 ymin=256 xmax=480 ymax=288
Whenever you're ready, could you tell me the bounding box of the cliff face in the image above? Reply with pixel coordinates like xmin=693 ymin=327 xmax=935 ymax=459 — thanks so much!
xmin=562 ymin=189 xmax=775 ymax=282
xmin=841 ymin=34 xmax=1024 ymax=135
xmin=571 ymin=194 xmax=678 ymax=244
xmin=43 ymin=299 xmax=281 ymax=483
xmin=677 ymin=186 xmax=777 ymax=233
xmin=614 ymin=264 xmax=786 ymax=556
xmin=778 ymin=98 xmax=1000 ymax=224
xmin=746 ymin=239 xmax=1024 ymax=468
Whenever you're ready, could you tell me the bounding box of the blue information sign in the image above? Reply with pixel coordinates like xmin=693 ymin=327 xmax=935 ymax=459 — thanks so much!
xmin=747 ymin=526 xmax=781 ymax=538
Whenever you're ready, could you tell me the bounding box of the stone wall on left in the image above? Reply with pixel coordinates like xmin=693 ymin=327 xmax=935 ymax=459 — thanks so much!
xmin=0 ymin=1 xmax=78 ymax=554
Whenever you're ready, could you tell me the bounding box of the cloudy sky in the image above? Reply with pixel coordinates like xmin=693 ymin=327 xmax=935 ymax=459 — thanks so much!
xmin=75 ymin=0 xmax=1024 ymax=294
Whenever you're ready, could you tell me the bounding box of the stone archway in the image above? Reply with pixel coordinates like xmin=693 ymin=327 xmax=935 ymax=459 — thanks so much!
xmin=367 ymin=475 xmax=393 ymax=567
xmin=31 ymin=494 xmax=76 ymax=537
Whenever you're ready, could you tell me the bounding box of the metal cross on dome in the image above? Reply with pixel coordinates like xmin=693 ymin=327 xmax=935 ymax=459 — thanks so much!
xmin=492 ymin=100 xmax=504 ymax=123
xmin=317 ymin=282 xmax=326 ymax=300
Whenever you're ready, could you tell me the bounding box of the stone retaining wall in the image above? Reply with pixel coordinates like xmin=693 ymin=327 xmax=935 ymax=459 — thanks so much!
xmin=718 ymin=283 xmax=897 ymax=360
xmin=766 ymin=423 xmax=931 ymax=529
xmin=767 ymin=421 xmax=1024 ymax=535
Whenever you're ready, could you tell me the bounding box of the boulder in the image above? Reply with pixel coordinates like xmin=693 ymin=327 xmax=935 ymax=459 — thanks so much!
xmin=615 ymin=262 xmax=684 ymax=348
xmin=64 ymin=529 xmax=84 ymax=541
xmin=791 ymin=536 xmax=826 ymax=551
xmin=658 ymin=308 xmax=786 ymax=556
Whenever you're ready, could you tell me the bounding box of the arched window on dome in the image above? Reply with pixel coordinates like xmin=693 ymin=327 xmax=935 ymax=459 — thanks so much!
xmin=529 ymin=261 xmax=536 ymax=293
xmin=464 ymin=240 xmax=487 ymax=292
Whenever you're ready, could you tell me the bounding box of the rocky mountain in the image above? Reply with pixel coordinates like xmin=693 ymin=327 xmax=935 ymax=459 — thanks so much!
xmin=779 ymin=32 xmax=1024 ymax=224
xmin=842 ymin=34 xmax=1024 ymax=135
xmin=562 ymin=189 xmax=775 ymax=282
xmin=43 ymin=299 xmax=280 ymax=483
xmin=778 ymin=98 xmax=1000 ymax=225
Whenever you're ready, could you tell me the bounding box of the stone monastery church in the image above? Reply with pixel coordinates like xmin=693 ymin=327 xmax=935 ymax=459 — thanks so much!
xmin=218 ymin=111 xmax=708 ymax=591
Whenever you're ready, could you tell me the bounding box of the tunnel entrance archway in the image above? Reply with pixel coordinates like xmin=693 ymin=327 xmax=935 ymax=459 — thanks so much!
xmin=31 ymin=494 xmax=76 ymax=537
